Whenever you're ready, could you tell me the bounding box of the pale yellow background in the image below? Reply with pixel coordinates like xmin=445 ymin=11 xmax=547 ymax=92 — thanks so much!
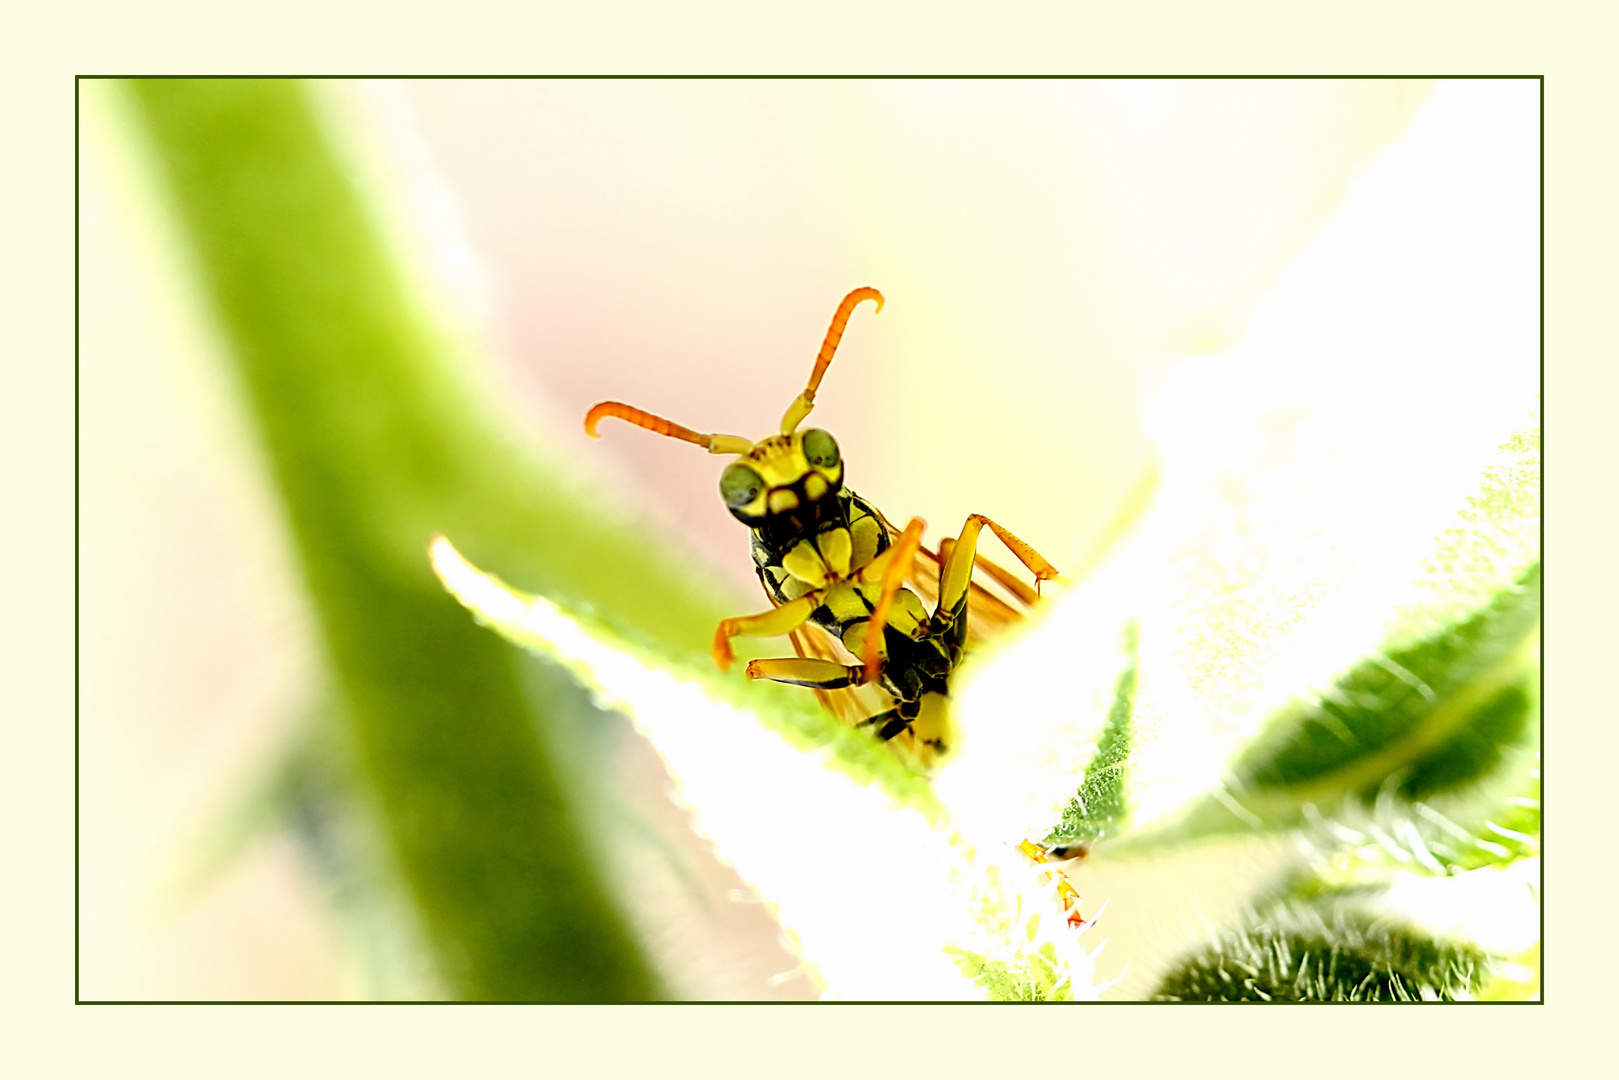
xmin=10 ymin=0 xmax=1612 ymax=1073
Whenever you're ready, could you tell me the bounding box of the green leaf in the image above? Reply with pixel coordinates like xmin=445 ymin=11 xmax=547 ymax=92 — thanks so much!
xmin=1234 ymin=566 xmax=1538 ymax=814
xmin=948 ymin=942 xmax=1071 ymax=1003
xmin=1439 ymin=759 xmax=1541 ymax=872
xmin=1041 ymin=623 xmax=1138 ymax=849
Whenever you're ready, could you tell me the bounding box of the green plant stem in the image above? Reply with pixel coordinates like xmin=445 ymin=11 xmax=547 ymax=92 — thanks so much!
xmin=124 ymin=78 xmax=695 ymax=1000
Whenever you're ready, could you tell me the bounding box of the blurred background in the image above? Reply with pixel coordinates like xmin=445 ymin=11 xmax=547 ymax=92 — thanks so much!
xmin=80 ymin=78 xmax=1513 ymax=999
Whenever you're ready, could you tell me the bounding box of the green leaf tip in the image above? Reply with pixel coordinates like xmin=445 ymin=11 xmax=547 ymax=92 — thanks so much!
xmin=1042 ymin=623 xmax=1138 ymax=848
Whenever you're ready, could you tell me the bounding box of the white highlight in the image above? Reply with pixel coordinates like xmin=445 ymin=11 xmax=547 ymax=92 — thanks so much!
xmin=1374 ymin=858 xmax=1541 ymax=957
xmin=946 ymin=83 xmax=1539 ymax=839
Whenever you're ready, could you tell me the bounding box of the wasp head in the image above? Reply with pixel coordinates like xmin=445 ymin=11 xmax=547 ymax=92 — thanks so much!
xmin=584 ymin=288 xmax=881 ymax=536
xmin=718 ymin=428 xmax=843 ymax=531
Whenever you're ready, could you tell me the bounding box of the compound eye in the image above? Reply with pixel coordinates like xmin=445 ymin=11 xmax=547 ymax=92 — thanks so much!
xmin=719 ymin=462 xmax=764 ymax=509
xmin=801 ymin=428 xmax=840 ymax=470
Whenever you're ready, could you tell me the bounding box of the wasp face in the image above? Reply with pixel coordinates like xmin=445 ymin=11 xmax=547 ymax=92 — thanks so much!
xmin=719 ymin=427 xmax=844 ymax=530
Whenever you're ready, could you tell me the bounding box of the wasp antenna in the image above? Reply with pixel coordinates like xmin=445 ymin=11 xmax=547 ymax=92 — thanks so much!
xmin=584 ymin=401 xmax=752 ymax=455
xmin=584 ymin=401 xmax=701 ymax=443
xmin=811 ymin=287 xmax=884 ymax=396
xmin=781 ymin=286 xmax=884 ymax=434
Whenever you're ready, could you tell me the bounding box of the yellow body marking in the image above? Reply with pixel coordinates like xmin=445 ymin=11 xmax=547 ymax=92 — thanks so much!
xmin=849 ymin=514 xmax=882 ymax=568
xmin=819 ymin=527 xmax=852 ymax=579
xmin=782 ymin=540 xmax=830 ymax=588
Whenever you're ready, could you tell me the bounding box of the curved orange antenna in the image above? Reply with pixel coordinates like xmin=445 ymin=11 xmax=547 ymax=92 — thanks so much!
xmin=584 ymin=401 xmax=751 ymax=454
xmin=585 ymin=401 xmax=709 ymax=445
xmin=781 ymin=286 xmax=884 ymax=434
xmin=808 ymin=286 xmax=883 ymax=399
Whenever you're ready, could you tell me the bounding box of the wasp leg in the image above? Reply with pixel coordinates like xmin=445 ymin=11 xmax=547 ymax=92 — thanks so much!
xmin=855 ymin=516 xmax=927 ymax=683
xmin=937 ymin=514 xmax=1062 ymax=619
xmin=937 ymin=538 xmax=1041 ymax=607
xmin=745 ymin=657 xmax=866 ymax=689
xmin=854 ymin=692 xmax=953 ymax=767
xmin=712 ymin=591 xmax=824 ymax=669
xmin=856 ymin=707 xmax=912 ymax=742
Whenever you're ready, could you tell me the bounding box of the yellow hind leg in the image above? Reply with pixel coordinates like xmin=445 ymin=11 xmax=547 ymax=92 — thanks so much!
xmin=937 ymin=514 xmax=1062 ymax=617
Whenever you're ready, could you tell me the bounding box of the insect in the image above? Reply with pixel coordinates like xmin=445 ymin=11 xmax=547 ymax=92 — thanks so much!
xmin=584 ymin=286 xmax=1062 ymax=763
xmin=1019 ymin=841 xmax=1094 ymax=931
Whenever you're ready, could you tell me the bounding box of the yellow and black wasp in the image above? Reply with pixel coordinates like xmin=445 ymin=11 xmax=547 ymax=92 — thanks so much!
xmin=584 ymin=287 xmax=1062 ymax=765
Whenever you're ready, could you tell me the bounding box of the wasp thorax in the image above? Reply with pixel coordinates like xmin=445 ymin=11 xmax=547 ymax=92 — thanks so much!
xmin=718 ymin=429 xmax=845 ymax=526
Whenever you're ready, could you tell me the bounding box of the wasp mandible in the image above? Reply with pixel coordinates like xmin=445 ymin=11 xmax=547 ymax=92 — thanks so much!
xmin=585 ymin=287 xmax=1060 ymax=761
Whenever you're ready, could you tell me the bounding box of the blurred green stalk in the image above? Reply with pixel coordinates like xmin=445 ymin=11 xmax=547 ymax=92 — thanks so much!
xmin=124 ymin=78 xmax=724 ymax=1000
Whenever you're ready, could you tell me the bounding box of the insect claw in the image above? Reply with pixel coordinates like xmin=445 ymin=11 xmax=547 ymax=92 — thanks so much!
xmin=712 ymin=622 xmax=738 ymax=670
xmin=1043 ymin=841 xmax=1091 ymax=861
